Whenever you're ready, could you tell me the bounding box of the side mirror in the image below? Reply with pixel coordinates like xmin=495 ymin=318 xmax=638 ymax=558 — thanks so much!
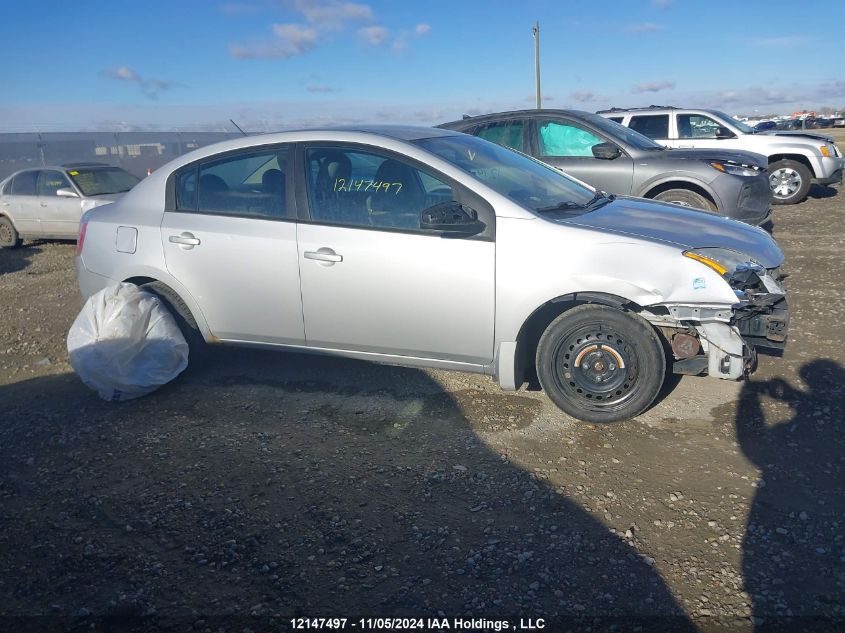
xmin=420 ymin=201 xmax=485 ymax=235
xmin=715 ymin=126 xmax=736 ymax=140
xmin=56 ymin=188 xmax=79 ymax=198
xmin=591 ymin=142 xmax=622 ymax=160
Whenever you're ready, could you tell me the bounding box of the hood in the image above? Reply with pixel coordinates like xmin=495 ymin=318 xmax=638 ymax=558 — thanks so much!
xmin=556 ymin=197 xmax=784 ymax=268
xmin=762 ymin=130 xmax=834 ymax=144
xmin=660 ymin=148 xmax=767 ymax=168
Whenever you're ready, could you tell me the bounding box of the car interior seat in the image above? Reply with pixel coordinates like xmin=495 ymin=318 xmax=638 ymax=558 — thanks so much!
xmin=312 ymin=152 xmax=355 ymax=222
xmin=261 ymin=168 xmax=286 ymax=216
xmin=678 ymin=117 xmax=692 ymax=138
xmin=367 ymin=159 xmax=425 ymax=229
xmin=198 ymin=174 xmax=229 ymax=210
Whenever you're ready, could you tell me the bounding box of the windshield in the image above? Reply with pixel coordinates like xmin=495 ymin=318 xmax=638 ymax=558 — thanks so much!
xmin=67 ymin=167 xmax=140 ymax=196
xmin=413 ymin=134 xmax=599 ymax=214
xmin=708 ymin=111 xmax=755 ymax=134
xmin=581 ymin=113 xmax=665 ymax=150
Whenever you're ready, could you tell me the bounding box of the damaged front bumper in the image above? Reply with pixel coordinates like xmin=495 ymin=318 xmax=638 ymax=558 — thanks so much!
xmin=645 ymin=265 xmax=788 ymax=381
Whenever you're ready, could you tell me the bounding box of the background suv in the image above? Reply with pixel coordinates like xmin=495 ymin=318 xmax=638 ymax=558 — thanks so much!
xmin=599 ymin=106 xmax=844 ymax=205
xmin=439 ymin=110 xmax=772 ymax=226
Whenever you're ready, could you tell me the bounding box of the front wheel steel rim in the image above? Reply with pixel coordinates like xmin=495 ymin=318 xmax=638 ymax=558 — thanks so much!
xmin=770 ymin=168 xmax=801 ymax=198
xmin=553 ymin=326 xmax=638 ymax=412
xmin=0 ymin=223 xmax=12 ymax=245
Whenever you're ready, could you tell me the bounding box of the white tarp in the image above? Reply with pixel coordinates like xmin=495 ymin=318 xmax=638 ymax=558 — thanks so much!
xmin=67 ymin=283 xmax=189 ymax=401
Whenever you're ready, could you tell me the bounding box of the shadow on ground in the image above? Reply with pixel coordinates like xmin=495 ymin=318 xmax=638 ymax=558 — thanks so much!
xmin=737 ymin=359 xmax=845 ymax=632
xmin=0 ymin=347 xmax=697 ymax=632
xmin=806 ymin=184 xmax=839 ymax=200
xmin=0 ymin=244 xmax=40 ymax=275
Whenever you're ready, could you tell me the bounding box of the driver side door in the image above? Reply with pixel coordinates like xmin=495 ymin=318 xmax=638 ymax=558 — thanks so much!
xmin=296 ymin=144 xmax=496 ymax=364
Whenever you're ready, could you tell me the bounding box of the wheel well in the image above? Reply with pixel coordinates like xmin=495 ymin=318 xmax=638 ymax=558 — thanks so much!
xmin=514 ymin=292 xmax=643 ymax=384
xmin=643 ymin=181 xmax=716 ymax=207
xmin=123 ymin=276 xmax=198 ymax=329
xmin=769 ymin=154 xmax=815 ymax=177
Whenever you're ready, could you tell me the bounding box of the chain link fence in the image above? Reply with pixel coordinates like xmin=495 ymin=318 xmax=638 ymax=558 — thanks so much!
xmin=0 ymin=132 xmax=243 ymax=181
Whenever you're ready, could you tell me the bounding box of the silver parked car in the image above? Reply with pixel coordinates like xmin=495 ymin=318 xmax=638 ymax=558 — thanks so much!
xmin=75 ymin=127 xmax=788 ymax=422
xmin=0 ymin=163 xmax=140 ymax=248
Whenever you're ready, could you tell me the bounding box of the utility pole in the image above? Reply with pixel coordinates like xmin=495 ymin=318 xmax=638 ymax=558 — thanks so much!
xmin=533 ymin=21 xmax=541 ymax=109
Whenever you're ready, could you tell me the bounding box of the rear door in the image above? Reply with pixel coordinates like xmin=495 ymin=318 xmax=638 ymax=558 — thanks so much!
xmin=295 ymin=143 xmax=495 ymax=364
xmin=36 ymin=170 xmax=82 ymax=238
xmin=533 ymin=118 xmax=634 ymax=195
xmin=160 ymin=145 xmax=306 ymax=345
xmin=4 ymin=171 xmax=41 ymax=236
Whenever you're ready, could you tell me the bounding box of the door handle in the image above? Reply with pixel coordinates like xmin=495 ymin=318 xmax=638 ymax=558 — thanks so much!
xmin=169 ymin=232 xmax=201 ymax=249
xmin=304 ymin=248 xmax=343 ymax=264
xmin=678 ymin=145 xmax=694 ymax=148
xmin=40 ymin=202 xmax=48 ymax=207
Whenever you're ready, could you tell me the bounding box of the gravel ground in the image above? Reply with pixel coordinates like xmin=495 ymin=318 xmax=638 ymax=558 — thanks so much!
xmin=0 ymin=184 xmax=843 ymax=633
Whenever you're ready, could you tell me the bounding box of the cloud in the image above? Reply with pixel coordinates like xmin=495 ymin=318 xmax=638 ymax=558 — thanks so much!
xmin=651 ymin=0 xmax=672 ymax=8
xmin=626 ymin=22 xmax=662 ymax=34
xmin=632 ymin=80 xmax=676 ymax=93
xmin=104 ymin=66 xmax=141 ymax=82
xmin=101 ymin=66 xmax=178 ymax=99
xmin=306 ymin=84 xmax=337 ymax=93
xmin=415 ymin=23 xmax=431 ymax=36
xmin=358 ymin=25 xmax=389 ymax=46
xmin=751 ymin=35 xmax=809 ymax=48
xmin=570 ymin=91 xmax=599 ymax=103
xmin=291 ymin=0 xmax=372 ymax=30
xmin=230 ymin=23 xmax=318 ymax=58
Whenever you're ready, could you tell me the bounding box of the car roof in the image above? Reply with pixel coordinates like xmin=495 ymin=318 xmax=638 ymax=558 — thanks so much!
xmin=303 ymin=125 xmax=459 ymax=141
xmin=439 ymin=109 xmax=597 ymax=128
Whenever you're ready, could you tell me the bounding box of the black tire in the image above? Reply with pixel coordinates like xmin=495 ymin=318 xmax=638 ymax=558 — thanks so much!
xmin=140 ymin=281 xmax=208 ymax=365
xmin=769 ymin=159 xmax=812 ymax=205
xmin=535 ymin=304 xmax=666 ymax=423
xmin=652 ymin=188 xmax=716 ymax=211
xmin=0 ymin=216 xmax=21 ymax=249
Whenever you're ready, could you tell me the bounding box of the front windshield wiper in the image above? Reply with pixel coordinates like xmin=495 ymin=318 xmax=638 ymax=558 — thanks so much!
xmin=536 ymin=191 xmax=615 ymax=213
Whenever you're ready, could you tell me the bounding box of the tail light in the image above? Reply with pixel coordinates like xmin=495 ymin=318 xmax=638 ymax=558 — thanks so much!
xmin=76 ymin=218 xmax=88 ymax=255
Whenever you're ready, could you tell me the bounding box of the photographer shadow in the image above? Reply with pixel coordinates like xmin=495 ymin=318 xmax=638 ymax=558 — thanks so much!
xmin=736 ymin=359 xmax=845 ymax=630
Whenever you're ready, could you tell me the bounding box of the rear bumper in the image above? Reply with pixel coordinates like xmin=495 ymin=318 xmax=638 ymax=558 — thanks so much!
xmin=75 ymin=256 xmax=116 ymax=299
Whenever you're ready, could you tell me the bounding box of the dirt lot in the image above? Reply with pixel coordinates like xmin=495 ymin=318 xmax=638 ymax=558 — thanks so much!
xmin=1 ymin=182 xmax=843 ymax=632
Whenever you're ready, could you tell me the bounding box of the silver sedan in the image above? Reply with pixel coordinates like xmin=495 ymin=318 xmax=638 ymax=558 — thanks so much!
xmin=75 ymin=127 xmax=788 ymax=422
xmin=0 ymin=163 xmax=139 ymax=247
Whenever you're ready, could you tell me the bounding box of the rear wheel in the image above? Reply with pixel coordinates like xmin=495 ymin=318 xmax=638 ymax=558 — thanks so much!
xmin=0 ymin=216 xmax=21 ymax=248
xmin=141 ymin=281 xmax=208 ymax=365
xmin=535 ymin=305 xmax=666 ymax=423
xmin=652 ymin=188 xmax=716 ymax=211
xmin=769 ymin=159 xmax=812 ymax=205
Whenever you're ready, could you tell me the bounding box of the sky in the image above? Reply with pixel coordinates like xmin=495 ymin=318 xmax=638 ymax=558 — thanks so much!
xmin=1 ymin=0 xmax=844 ymax=132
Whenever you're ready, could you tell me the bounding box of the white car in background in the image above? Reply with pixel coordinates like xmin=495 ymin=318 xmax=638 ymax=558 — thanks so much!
xmin=75 ymin=126 xmax=789 ymax=422
xmin=0 ymin=163 xmax=139 ymax=247
xmin=598 ymin=106 xmax=844 ymax=205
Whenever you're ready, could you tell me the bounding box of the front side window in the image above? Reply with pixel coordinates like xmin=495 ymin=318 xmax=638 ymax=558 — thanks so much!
xmin=180 ymin=147 xmax=288 ymax=218
xmin=37 ymin=171 xmax=71 ymax=197
xmin=67 ymin=167 xmax=140 ymax=197
xmin=678 ymin=114 xmax=722 ymax=139
xmin=474 ymin=120 xmax=525 ymax=152
xmin=537 ymin=120 xmax=604 ymax=158
xmin=305 ymin=147 xmax=455 ymax=230
xmin=11 ymin=171 xmax=38 ymax=196
xmin=628 ymin=115 xmax=670 ymax=139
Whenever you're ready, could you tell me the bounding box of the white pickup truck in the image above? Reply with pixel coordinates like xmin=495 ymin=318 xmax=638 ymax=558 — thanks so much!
xmin=599 ymin=106 xmax=844 ymax=205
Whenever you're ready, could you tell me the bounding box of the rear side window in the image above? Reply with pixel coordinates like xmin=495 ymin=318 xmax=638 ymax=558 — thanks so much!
xmin=606 ymin=116 xmax=624 ymax=123
xmin=176 ymin=147 xmax=289 ymax=219
xmin=37 ymin=171 xmax=71 ymax=197
xmin=474 ymin=120 xmax=526 ymax=152
xmin=629 ymin=115 xmax=669 ymax=139
xmin=537 ymin=120 xmax=603 ymax=157
xmin=11 ymin=171 xmax=38 ymax=196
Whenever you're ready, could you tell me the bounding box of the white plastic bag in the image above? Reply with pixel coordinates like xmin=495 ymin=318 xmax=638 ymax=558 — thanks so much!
xmin=67 ymin=283 xmax=189 ymax=401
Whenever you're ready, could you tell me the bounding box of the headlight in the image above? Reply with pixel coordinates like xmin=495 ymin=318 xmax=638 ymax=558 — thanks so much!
xmin=708 ymin=161 xmax=761 ymax=177
xmin=683 ymin=247 xmax=762 ymax=277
